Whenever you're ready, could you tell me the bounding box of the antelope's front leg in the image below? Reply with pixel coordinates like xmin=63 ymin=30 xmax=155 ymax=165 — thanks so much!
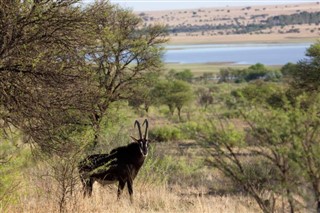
xmin=117 ymin=180 xmax=126 ymax=200
xmin=127 ymin=179 xmax=133 ymax=203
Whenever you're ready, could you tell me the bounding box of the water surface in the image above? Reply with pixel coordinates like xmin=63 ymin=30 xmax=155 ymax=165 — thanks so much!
xmin=164 ymin=43 xmax=312 ymax=65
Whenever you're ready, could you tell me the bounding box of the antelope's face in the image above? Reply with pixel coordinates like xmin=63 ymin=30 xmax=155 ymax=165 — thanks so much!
xmin=131 ymin=137 xmax=149 ymax=157
xmin=138 ymin=138 xmax=149 ymax=157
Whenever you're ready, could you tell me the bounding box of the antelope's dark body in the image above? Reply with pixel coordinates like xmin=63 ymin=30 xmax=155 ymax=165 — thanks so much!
xmin=78 ymin=119 xmax=149 ymax=202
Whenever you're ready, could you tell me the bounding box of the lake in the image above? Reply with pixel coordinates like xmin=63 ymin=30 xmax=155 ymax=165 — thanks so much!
xmin=164 ymin=43 xmax=312 ymax=65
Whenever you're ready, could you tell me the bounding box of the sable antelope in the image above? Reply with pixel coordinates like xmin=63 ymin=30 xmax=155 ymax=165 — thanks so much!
xmin=78 ymin=119 xmax=149 ymax=202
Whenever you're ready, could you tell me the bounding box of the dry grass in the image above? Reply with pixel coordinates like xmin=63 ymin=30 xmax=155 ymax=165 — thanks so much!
xmin=141 ymin=3 xmax=319 ymax=27
xmin=9 ymin=182 xmax=259 ymax=213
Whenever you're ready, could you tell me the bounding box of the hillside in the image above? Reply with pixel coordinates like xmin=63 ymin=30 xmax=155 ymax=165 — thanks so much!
xmin=138 ymin=2 xmax=320 ymax=44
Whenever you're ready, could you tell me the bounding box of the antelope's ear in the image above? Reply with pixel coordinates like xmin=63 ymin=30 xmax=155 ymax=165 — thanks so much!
xmin=130 ymin=136 xmax=139 ymax=142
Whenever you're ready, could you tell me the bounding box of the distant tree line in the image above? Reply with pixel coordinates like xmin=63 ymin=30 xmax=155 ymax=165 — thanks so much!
xmin=264 ymin=11 xmax=320 ymax=26
xmin=218 ymin=63 xmax=282 ymax=83
xmin=168 ymin=11 xmax=320 ymax=34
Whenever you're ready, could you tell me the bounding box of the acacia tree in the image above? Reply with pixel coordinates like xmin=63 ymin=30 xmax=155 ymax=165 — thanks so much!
xmin=0 ymin=1 xmax=98 ymax=211
xmin=171 ymin=80 xmax=193 ymax=121
xmin=151 ymin=80 xmax=193 ymax=121
xmin=202 ymin=98 xmax=313 ymax=213
xmin=290 ymin=41 xmax=320 ymax=93
xmin=150 ymin=80 xmax=175 ymax=114
xmin=84 ymin=1 xmax=167 ymax=148
xmin=0 ymin=0 xmax=96 ymax=153
xmin=203 ymin=42 xmax=320 ymax=213
xmin=0 ymin=1 xmax=166 ymax=210
xmin=128 ymin=72 xmax=160 ymax=114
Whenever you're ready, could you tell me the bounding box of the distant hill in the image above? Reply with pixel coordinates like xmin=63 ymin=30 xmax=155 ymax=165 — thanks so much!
xmin=137 ymin=2 xmax=320 ymax=44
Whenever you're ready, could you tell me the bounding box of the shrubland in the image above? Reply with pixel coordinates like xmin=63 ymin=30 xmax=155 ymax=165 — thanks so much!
xmin=1 ymin=0 xmax=320 ymax=212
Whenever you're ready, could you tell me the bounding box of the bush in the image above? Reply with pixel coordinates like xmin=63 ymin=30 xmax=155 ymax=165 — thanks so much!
xmin=264 ymin=70 xmax=282 ymax=82
xmin=230 ymin=81 xmax=285 ymax=108
xmin=178 ymin=121 xmax=206 ymax=140
xmin=0 ymin=132 xmax=31 ymax=211
xmin=166 ymin=157 xmax=205 ymax=187
xmin=149 ymin=122 xmax=208 ymax=142
xmin=280 ymin=62 xmax=297 ymax=77
xmin=138 ymin=150 xmax=176 ymax=185
xmin=218 ymin=63 xmax=282 ymax=83
xmin=138 ymin=148 xmax=204 ymax=187
xmin=149 ymin=126 xmax=183 ymax=142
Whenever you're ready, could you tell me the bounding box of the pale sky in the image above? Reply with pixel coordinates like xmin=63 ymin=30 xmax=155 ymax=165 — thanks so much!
xmin=81 ymin=0 xmax=319 ymax=11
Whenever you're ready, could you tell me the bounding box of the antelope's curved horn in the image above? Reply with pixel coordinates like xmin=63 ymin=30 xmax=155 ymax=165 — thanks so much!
xmin=143 ymin=119 xmax=148 ymax=140
xmin=134 ymin=120 xmax=143 ymax=139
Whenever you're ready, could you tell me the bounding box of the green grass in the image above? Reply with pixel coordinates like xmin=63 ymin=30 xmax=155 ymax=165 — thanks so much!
xmin=164 ymin=63 xmax=282 ymax=77
xmin=165 ymin=63 xmax=247 ymax=77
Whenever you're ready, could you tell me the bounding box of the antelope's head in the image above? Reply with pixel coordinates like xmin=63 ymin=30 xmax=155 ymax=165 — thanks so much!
xmin=131 ymin=119 xmax=149 ymax=157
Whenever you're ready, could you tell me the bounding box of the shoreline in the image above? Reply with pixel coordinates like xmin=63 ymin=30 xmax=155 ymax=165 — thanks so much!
xmin=167 ymin=35 xmax=319 ymax=45
xmin=165 ymin=42 xmax=313 ymax=50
